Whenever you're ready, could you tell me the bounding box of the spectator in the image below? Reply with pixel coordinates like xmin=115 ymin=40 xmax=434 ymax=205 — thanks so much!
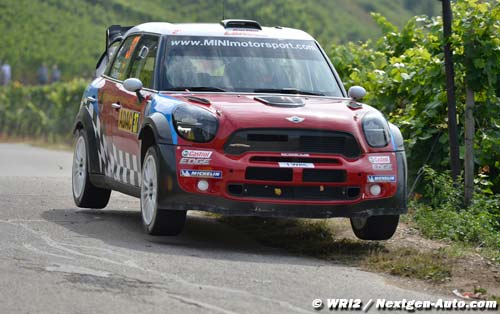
xmin=38 ymin=63 xmax=49 ymax=85
xmin=51 ymin=64 xmax=61 ymax=83
xmin=1 ymin=61 xmax=12 ymax=86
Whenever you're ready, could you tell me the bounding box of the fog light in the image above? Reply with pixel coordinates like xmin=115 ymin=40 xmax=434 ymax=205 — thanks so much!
xmin=197 ymin=179 xmax=209 ymax=191
xmin=369 ymin=184 xmax=381 ymax=196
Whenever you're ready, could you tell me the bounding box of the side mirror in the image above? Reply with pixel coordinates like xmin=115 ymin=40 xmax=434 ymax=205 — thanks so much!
xmin=124 ymin=78 xmax=143 ymax=92
xmin=348 ymin=86 xmax=366 ymax=100
xmin=123 ymin=78 xmax=144 ymax=102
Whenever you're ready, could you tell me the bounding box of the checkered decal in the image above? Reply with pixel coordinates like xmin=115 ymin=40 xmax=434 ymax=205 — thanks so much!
xmin=85 ymin=102 xmax=141 ymax=187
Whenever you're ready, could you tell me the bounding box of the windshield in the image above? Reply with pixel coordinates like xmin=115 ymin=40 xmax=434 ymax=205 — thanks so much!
xmin=160 ymin=36 xmax=343 ymax=96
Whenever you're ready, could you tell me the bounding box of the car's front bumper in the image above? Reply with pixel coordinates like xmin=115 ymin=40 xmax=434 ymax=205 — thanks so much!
xmin=155 ymin=144 xmax=407 ymax=218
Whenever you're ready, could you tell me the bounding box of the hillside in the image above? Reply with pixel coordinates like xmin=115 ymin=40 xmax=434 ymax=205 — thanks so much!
xmin=0 ymin=0 xmax=439 ymax=82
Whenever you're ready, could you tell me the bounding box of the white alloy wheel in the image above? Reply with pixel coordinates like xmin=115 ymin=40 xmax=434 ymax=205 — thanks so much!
xmin=72 ymin=136 xmax=87 ymax=199
xmin=141 ymin=153 xmax=158 ymax=226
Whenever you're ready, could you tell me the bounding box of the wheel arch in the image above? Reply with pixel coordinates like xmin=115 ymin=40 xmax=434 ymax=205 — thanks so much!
xmin=388 ymin=123 xmax=407 ymax=210
xmin=73 ymin=107 xmax=101 ymax=175
xmin=138 ymin=112 xmax=175 ymax=164
xmin=389 ymin=123 xmax=405 ymax=152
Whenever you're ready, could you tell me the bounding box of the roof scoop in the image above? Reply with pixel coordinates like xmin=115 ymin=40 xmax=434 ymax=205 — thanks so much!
xmin=220 ymin=19 xmax=262 ymax=30
xmin=254 ymin=96 xmax=305 ymax=108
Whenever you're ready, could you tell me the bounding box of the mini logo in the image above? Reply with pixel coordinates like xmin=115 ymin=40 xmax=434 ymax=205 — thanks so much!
xmin=286 ymin=116 xmax=305 ymax=123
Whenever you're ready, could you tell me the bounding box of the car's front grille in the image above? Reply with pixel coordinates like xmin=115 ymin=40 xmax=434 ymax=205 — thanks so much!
xmin=227 ymin=184 xmax=360 ymax=201
xmin=245 ymin=167 xmax=293 ymax=181
xmin=302 ymin=169 xmax=346 ymax=183
xmin=249 ymin=156 xmax=341 ymax=164
xmin=224 ymin=129 xmax=361 ymax=158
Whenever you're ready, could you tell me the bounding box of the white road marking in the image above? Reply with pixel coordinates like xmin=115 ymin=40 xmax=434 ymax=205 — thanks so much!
xmin=1 ymin=219 xmax=311 ymax=314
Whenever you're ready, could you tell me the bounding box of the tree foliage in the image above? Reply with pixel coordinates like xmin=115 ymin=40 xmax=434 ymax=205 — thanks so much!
xmin=0 ymin=0 xmax=438 ymax=82
xmin=330 ymin=0 xmax=500 ymax=189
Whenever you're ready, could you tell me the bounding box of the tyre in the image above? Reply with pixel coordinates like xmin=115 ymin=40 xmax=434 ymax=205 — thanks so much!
xmin=141 ymin=145 xmax=186 ymax=236
xmin=350 ymin=215 xmax=399 ymax=240
xmin=72 ymin=130 xmax=111 ymax=208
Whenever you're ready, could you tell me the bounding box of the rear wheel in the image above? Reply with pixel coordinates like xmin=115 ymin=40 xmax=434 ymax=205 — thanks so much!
xmin=72 ymin=130 xmax=111 ymax=208
xmin=141 ymin=145 xmax=186 ymax=236
xmin=350 ymin=215 xmax=399 ymax=240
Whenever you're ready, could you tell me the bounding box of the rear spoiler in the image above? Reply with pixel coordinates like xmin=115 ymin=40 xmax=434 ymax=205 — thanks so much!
xmin=95 ymin=25 xmax=133 ymax=75
xmin=106 ymin=25 xmax=133 ymax=49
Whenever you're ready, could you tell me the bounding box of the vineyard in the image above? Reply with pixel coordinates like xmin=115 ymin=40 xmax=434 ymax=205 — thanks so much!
xmin=0 ymin=80 xmax=86 ymax=142
xmin=0 ymin=0 xmax=438 ymax=83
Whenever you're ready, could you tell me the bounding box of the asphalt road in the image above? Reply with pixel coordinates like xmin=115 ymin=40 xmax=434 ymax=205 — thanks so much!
xmin=0 ymin=143 xmax=478 ymax=314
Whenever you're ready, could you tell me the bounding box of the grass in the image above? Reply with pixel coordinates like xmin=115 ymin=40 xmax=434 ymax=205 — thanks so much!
xmin=219 ymin=217 xmax=452 ymax=284
xmin=364 ymin=247 xmax=452 ymax=283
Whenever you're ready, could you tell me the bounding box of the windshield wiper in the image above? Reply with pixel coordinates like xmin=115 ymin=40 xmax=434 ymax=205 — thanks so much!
xmin=253 ymin=88 xmax=324 ymax=96
xmin=169 ymin=86 xmax=227 ymax=92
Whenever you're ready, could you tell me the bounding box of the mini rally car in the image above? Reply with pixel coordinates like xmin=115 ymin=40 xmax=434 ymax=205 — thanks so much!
xmin=72 ymin=20 xmax=407 ymax=239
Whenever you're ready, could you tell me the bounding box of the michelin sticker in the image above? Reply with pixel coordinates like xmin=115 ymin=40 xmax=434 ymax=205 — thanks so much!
xmin=372 ymin=163 xmax=393 ymax=171
xmin=180 ymin=169 xmax=222 ymax=179
xmin=182 ymin=150 xmax=212 ymax=159
xmin=367 ymin=175 xmax=396 ymax=182
xmin=368 ymin=156 xmax=391 ymax=164
xmin=278 ymin=162 xmax=315 ymax=168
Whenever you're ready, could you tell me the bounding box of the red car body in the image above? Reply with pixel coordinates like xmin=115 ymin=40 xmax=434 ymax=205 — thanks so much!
xmin=72 ymin=20 xmax=407 ymax=238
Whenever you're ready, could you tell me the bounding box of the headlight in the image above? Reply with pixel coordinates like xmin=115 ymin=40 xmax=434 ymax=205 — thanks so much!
xmin=172 ymin=105 xmax=218 ymax=142
xmin=362 ymin=112 xmax=390 ymax=147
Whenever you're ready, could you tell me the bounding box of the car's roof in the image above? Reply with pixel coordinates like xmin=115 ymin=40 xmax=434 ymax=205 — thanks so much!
xmin=126 ymin=22 xmax=315 ymax=41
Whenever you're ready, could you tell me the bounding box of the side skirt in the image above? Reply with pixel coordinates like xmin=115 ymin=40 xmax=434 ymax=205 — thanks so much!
xmin=90 ymin=173 xmax=141 ymax=198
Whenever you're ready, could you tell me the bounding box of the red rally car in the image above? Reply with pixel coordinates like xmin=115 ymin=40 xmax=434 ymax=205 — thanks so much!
xmin=72 ymin=20 xmax=407 ymax=239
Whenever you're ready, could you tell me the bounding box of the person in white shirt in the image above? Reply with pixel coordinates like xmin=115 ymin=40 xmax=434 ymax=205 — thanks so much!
xmin=1 ymin=61 xmax=11 ymax=86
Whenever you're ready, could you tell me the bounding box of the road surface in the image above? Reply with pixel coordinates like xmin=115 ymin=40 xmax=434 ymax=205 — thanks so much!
xmin=0 ymin=143 xmax=474 ymax=313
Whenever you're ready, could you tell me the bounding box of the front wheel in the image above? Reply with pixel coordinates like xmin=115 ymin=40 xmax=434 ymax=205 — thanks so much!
xmin=141 ymin=145 xmax=186 ymax=236
xmin=350 ymin=215 xmax=399 ymax=240
xmin=72 ymin=130 xmax=111 ymax=208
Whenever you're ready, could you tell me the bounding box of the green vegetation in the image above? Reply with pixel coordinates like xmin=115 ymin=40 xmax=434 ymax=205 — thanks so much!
xmin=0 ymin=80 xmax=86 ymax=142
xmin=411 ymin=167 xmax=500 ymax=262
xmin=330 ymin=0 xmax=500 ymax=186
xmin=0 ymin=0 xmax=438 ymax=82
xmin=330 ymin=0 xmax=500 ymax=261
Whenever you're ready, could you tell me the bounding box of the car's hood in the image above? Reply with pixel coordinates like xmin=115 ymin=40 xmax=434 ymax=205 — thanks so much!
xmin=161 ymin=93 xmax=376 ymax=134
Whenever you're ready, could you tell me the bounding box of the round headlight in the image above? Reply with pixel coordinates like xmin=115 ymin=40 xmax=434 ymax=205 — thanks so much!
xmin=172 ymin=105 xmax=218 ymax=143
xmin=362 ymin=112 xmax=390 ymax=148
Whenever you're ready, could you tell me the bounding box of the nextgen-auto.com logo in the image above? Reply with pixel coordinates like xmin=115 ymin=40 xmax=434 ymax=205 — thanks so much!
xmin=311 ymin=298 xmax=498 ymax=312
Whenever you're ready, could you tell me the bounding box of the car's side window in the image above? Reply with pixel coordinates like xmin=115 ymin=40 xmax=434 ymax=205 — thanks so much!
xmin=126 ymin=35 xmax=159 ymax=89
xmin=108 ymin=35 xmax=141 ymax=81
xmin=98 ymin=40 xmax=122 ymax=77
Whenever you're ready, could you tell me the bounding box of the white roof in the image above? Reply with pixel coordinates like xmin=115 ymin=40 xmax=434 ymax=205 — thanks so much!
xmin=126 ymin=22 xmax=315 ymax=41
